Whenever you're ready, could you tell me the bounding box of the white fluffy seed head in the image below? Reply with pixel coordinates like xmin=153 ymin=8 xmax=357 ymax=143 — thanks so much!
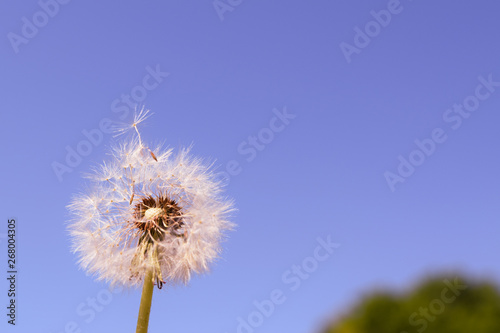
xmin=68 ymin=113 xmax=235 ymax=289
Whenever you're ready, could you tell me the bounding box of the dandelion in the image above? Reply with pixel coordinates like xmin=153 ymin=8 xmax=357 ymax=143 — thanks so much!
xmin=68 ymin=110 xmax=234 ymax=332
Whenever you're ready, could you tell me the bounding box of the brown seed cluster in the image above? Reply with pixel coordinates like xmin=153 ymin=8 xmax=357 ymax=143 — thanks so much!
xmin=133 ymin=195 xmax=184 ymax=238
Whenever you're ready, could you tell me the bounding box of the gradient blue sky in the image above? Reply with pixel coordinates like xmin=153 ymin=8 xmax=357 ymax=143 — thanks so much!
xmin=1 ymin=1 xmax=500 ymax=332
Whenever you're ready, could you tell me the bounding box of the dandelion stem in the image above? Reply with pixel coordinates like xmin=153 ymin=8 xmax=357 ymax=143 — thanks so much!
xmin=136 ymin=269 xmax=154 ymax=333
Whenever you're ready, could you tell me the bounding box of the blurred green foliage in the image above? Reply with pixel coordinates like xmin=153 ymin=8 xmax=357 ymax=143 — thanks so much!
xmin=324 ymin=275 xmax=500 ymax=333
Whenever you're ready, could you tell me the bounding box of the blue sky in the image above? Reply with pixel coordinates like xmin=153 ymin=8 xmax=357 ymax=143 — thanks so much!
xmin=1 ymin=1 xmax=499 ymax=332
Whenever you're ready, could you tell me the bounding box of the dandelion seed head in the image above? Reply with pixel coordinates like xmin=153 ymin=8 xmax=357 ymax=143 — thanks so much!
xmin=68 ymin=110 xmax=234 ymax=289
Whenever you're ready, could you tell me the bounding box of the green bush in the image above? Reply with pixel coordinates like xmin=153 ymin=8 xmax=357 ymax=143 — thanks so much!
xmin=324 ymin=275 xmax=500 ymax=333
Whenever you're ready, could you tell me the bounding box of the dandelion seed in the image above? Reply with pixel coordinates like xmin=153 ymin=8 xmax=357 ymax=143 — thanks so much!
xmin=150 ymin=151 xmax=158 ymax=162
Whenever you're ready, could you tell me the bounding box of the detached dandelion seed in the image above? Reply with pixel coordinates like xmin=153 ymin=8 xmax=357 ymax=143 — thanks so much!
xmin=68 ymin=109 xmax=235 ymax=332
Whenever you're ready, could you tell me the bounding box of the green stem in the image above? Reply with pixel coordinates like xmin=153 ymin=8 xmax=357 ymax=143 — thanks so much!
xmin=136 ymin=269 xmax=154 ymax=333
